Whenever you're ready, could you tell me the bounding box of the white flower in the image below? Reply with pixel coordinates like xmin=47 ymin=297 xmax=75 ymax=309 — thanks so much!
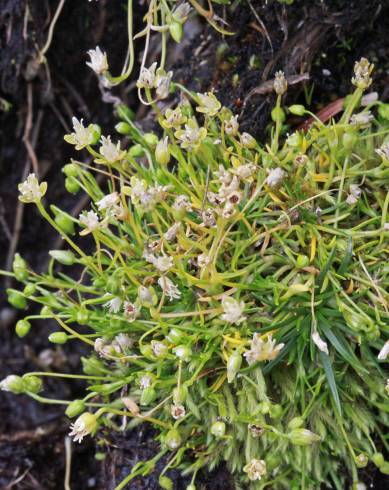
xmin=94 ymin=337 xmax=114 ymax=358
xmin=96 ymin=192 xmax=120 ymax=213
xmin=173 ymin=194 xmax=192 ymax=212
xmin=172 ymin=2 xmax=191 ymax=22
xmin=225 ymin=115 xmax=239 ymax=136
xmin=376 ymin=143 xmax=389 ymax=160
xmin=129 ymin=177 xmax=148 ymax=205
xmin=266 ymin=167 xmax=285 ymax=187
xmin=139 ymin=375 xmax=152 ymax=389
xmin=164 ymin=222 xmax=181 ymax=242
xmin=69 ymin=412 xmax=97 ymax=443
xmin=346 ymin=184 xmax=362 ymax=205
xmin=175 ymin=119 xmax=207 ymax=150
xmin=196 ymin=92 xmax=221 ymax=116
xmin=243 ymin=459 xmax=267 ymax=481
xmin=151 ymin=340 xmax=168 ymax=358
xmin=162 ymin=106 xmax=187 ymax=129
xmin=221 ymin=296 xmax=246 ymax=325
xmin=64 ymin=117 xmax=95 ymax=150
xmin=201 ymin=208 xmax=216 ymax=227
xmin=215 ymin=165 xmax=232 ymax=185
xmin=171 ymin=404 xmax=186 ymax=420
xmin=79 ymin=210 xmax=100 ymax=233
xmin=98 ymin=136 xmax=125 ymax=163
xmin=154 ymin=255 xmax=174 ymax=273
xmin=234 ymin=164 xmax=256 ymax=180
xmin=0 ymin=375 xmax=22 ymax=393
xmin=18 ymin=173 xmax=47 ymax=203
xmin=86 ymin=46 xmax=108 ymax=75
xmin=137 ymin=62 xmax=157 ymax=89
xmin=158 ymin=276 xmax=181 ymax=301
xmin=123 ymin=301 xmax=139 ymax=322
xmin=104 ymin=296 xmax=122 ymax=314
xmin=197 ymin=253 xmax=211 ymax=267
xmin=378 ymin=340 xmax=389 ymax=360
xmin=312 ymin=330 xmax=329 ymax=355
xmin=244 ymin=333 xmax=284 ymax=364
xmin=350 ymin=111 xmax=374 ymax=126
xmin=156 ymin=70 xmax=173 ymax=99
xmin=273 ymin=70 xmax=287 ymax=95
xmin=113 ymin=333 xmax=133 ymax=351
xmin=352 ymin=58 xmax=373 ymax=89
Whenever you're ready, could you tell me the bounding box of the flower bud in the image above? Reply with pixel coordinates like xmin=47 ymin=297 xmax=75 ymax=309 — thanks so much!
xmin=342 ymin=131 xmax=357 ymax=151
xmin=271 ymin=107 xmax=286 ymax=123
xmin=115 ymin=122 xmax=132 ymax=135
xmin=380 ymin=462 xmax=389 ymax=475
xmin=62 ymin=163 xmax=79 ymax=177
xmin=23 ymin=283 xmax=36 ymax=297
xmin=211 ymin=421 xmax=226 ymax=437
xmin=13 ymin=254 xmax=28 ymax=281
xmin=76 ymin=308 xmax=89 ymax=325
xmin=287 ymin=416 xmax=304 ymax=430
xmin=155 ymin=137 xmax=170 ymax=165
xmin=7 ymin=289 xmax=27 ymax=309
xmin=0 ymin=375 xmax=24 ymax=394
xmin=49 ymin=250 xmax=76 ymax=265
xmin=269 ymin=403 xmax=283 ymax=419
xmin=48 ymin=331 xmax=68 ymax=344
xmin=173 ymin=345 xmax=192 ymax=362
xmin=165 ymin=428 xmax=182 ymax=450
xmin=288 ymin=428 xmax=321 ymax=446
xmin=88 ymin=124 xmax=101 ymax=145
xmin=186 ymin=485 xmax=196 ymax=490
xmin=116 ymin=104 xmax=135 ymax=121
xmin=288 ymin=104 xmax=305 ymax=116
xmin=166 ymin=328 xmax=182 ymax=344
xmin=139 ymin=344 xmax=154 ymax=359
xmin=296 ymin=255 xmax=309 ymax=268
xmin=151 ymin=340 xmax=169 ymax=358
xmin=15 ymin=319 xmax=31 ymax=338
xmin=23 ymin=375 xmax=42 ymax=393
xmin=82 ymin=356 xmax=106 ymax=375
xmin=273 ymin=71 xmax=287 ymax=95
xmin=128 ymin=144 xmax=145 ymax=158
xmin=354 ymin=453 xmax=368 ymax=468
xmin=40 ymin=305 xmax=52 ymax=316
xmin=144 ymin=132 xmax=159 ymax=148
xmin=65 ymin=177 xmax=80 ymax=194
xmin=372 ymin=452 xmax=384 ymax=467
xmin=69 ymin=412 xmax=98 ymax=442
xmin=105 ymin=276 xmax=121 ymax=295
xmin=169 ymin=20 xmax=183 ymax=43
xmin=173 ymin=385 xmax=188 ymax=404
xmin=51 ymin=206 xmax=76 ymax=235
xmin=140 ymin=386 xmax=157 ymax=406
xmin=227 ymin=350 xmax=242 ymax=383
xmin=159 ymin=475 xmax=173 ymax=490
xmin=241 ymin=132 xmax=256 ymax=149
xmin=65 ymin=399 xmax=86 ymax=418
xmin=258 ymin=401 xmax=271 ymax=414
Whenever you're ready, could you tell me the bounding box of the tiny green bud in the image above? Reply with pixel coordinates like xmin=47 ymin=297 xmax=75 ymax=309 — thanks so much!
xmin=173 ymin=345 xmax=192 ymax=362
xmin=289 ymin=104 xmax=306 ymax=116
xmin=140 ymin=386 xmax=157 ymax=406
xmin=169 ymin=20 xmax=183 ymax=43
xmin=165 ymin=428 xmax=182 ymax=450
xmin=95 ymin=452 xmax=106 ymax=461
xmin=23 ymin=283 xmax=36 ymax=297
xmin=65 ymin=399 xmax=86 ymax=418
xmin=269 ymin=403 xmax=283 ymax=419
xmin=40 ymin=305 xmax=52 ymax=316
xmin=173 ymin=385 xmax=188 ymax=404
xmin=51 ymin=207 xmax=76 ymax=235
xmin=13 ymin=253 xmax=28 ymax=281
xmin=15 ymin=319 xmax=31 ymax=338
xmin=211 ymin=421 xmax=226 ymax=437
xmin=372 ymin=452 xmax=384 ymax=467
xmin=144 ymin=132 xmax=159 ymax=148
xmin=271 ymin=107 xmax=286 ymax=123
xmin=166 ymin=328 xmax=182 ymax=344
xmin=287 ymin=416 xmax=304 ymax=430
xmin=0 ymin=375 xmax=24 ymax=394
xmin=65 ymin=177 xmax=80 ymax=194
xmin=159 ymin=475 xmax=173 ymax=490
xmin=82 ymin=356 xmax=106 ymax=375
xmin=105 ymin=276 xmax=121 ymax=295
xmin=342 ymin=131 xmax=357 ymax=151
xmin=155 ymin=137 xmax=171 ymax=165
xmin=116 ymin=104 xmax=135 ymax=122
xmin=88 ymin=124 xmax=101 ymax=145
xmin=258 ymin=401 xmax=271 ymax=414
xmin=7 ymin=289 xmax=27 ymax=310
xmin=288 ymin=428 xmax=321 ymax=446
xmin=76 ymin=308 xmax=89 ymax=325
xmin=139 ymin=344 xmax=154 ymax=359
xmin=354 ymin=453 xmax=368 ymax=468
xmin=62 ymin=163 xmax=79 ymax=177
xmin=49 ymin=250 xmax=76 ymax=265
xmin=380 ymin=462 xmax=389 ymax=475
xmin=186 ymin=485 xmax=196 ymax=490
xmin=23 ymin=375 xmax=42 ymax=393
xmin=48 ymin=331 xmax=68 ymax=344
xmin=115 ymin=122 xmax=132 ymax=135
xmin=128 ymin=144 xmax=145 ymax=158
xmin=296 ymin=255 xmax=309 ymax=268
xmin=227 ymin=350 xmax=242 ymax=383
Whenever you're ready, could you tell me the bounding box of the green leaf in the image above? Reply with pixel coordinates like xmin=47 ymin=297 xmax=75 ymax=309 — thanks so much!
xmin=319 ymin=351 xmax=342 ymax=416
xmin=337 ymin=237 xmax=353 ymax=275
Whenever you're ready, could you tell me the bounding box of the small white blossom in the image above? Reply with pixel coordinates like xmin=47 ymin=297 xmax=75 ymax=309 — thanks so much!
xmin=69 ymin=412 xmax=97 ymax=443
xmin=162 ymin=106 xmax=187 ymax=129
xmin=273 ymin=71 xmax=287 ymax=95
xmin=154 ymin=255 xmax=174 ymax=273
xmin=113 ymin=333 xmax=133 ymax=351
xmin=139 ymin=375 xmax=152 ymax=389
xmin=96 ymin=192 xmax=120 ymax=216
xmin=79 ymin=210 xmax=100 ymax=233
xmin=201 ymin=208 xmax=216 ymax=227
xmin=104 ymin=296 xmax=122 ymax=314
xmin=123 ymin=301 xmax=139 ymax=322
xmin=175 ymin=119 xmax=207 ymax=150
xmin=378 ymin=340 xmax=389 ymax=360
xmin=241 ymin=132 xmax=256 ymax=149
xmin=248 ymin=424 xmax=264 ymax=438
xmin=352 ymin=58 xmax=374 ymax=89
xmin=375 ymin=143 xmax=389 ymax=160
xmin=197 ymin=253 xmax=211 ymax=268
xmin=266 ymin=167 xmax=285 ymax=188
xmin=215 ymin=165 xmax=232 ymax=185
xmin=234 ymin=164 xmax=256 ymax=180
xmin=243 ymin=459 xmax=267 ymax=481
xmin=129 ymin=177 xmax=148 ymax=205
xmin=151 ymin=340 xmax=168 ymax=358
xmin=384 ymin=223 xmax=389 ymax=231
xmin=137 ymin=62 xmax=157 ymax=89
xmin=312 ymin=330 xmax=329 ymax=355
xmin=158 ymin=276 xmax=181 ymax=301
xmin=346 ymin=184 xmax=362 ymax=205
xmin=196 ymin=92 xmax=221 ymax=116
xmin=64 ymin=117 xmax=95 ymax=150
xmin=18 ymin=173 xmax=47 ymax=203
xmin=225 ymin=115 xmax=239 ymax=136
xmin=98 ymin=136 xmax=125 ymax=163
xmin=171 ymin=404 xmax=186 ymax=420
xmin=164 ymin=222 xmax=181 ymax=242
xmin=221 ymin=296 xmax=246 ymax=325
xmin=172 ymin=2 xmax=191 ymax=22
xmin=156 ymin=70 xmax=173 ymax=99
xmin=244 ymin=333 xmax=284 ymax=364
xmin=173 ymin=194 xmax=192 ymax=212
xmin=86 ymin=46 xmax=108 ymax=75
xmin=350 ymin=111 xmax=374 ymax=126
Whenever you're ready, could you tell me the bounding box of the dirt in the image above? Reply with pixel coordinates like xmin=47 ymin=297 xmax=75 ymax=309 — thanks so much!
xmin=1 ymin=0 xmax=389 ymax=488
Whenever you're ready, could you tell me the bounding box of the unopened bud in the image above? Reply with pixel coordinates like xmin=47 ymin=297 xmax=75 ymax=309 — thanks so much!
xmin=66 ymin=399 xmax=86 ymax=418
xmin=354 ymin=453 xmax=368 ymax=468
xmin=15 ymin=319 xmax=31 ymax=338
xmin=0 ymin=375 xmax=24 ymax=394
xmin=273 ymin=71 xmax=287 ymax=95
xmin=23 ymin=375 xmax=42 ymax=393
xmin=227 ymin=350 xmax=242 ymax=383
xmin=7 ymin=289 xmax=27 ymax=310
xmin=288 ymin=428 xmax=321 ymax=446
xmin=155 ymin=137 xmax=170 ymax=165
xmin=48 ymin=331 xmax=68 ymax=344
xmin=13 ymin=254 xmax=28 ymax=281
xmin=165 ymin=428 xmax=182 ymax=450
xmin=169 ymin=20 xmax=183 ymax=43
xmin=287 ymin=416 xmax=304 ymax=430
xmin=211 ymin=421 xmax=226 ymax=437
xmin=49 ymin=250 xmax=76 ymax=265
xmin=173 ymin=345 xmax=191 ymax=362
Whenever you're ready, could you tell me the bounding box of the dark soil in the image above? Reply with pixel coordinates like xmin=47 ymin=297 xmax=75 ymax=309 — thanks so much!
xmin=1 ymin=0 xmax=389 ymax=488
